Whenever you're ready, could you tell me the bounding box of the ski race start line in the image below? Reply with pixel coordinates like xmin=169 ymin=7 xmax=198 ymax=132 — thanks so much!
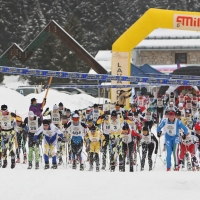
xmin=0 ymin=66 xmax=200 ymax=87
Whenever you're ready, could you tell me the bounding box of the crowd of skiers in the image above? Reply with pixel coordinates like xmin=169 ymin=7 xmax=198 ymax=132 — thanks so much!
xmin=0 ymin=87 xmax=200 ymax=172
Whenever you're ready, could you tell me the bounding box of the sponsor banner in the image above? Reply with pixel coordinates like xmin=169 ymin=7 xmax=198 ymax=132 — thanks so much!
xmin=0 ymin=66 xmax=200 ymax=86
xmin=174 ymin=14 xmax=200 ymax=31
xmin=111 ymin=52 xmax=130 ymax=104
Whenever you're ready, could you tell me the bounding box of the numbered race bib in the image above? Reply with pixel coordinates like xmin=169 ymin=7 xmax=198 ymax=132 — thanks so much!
xmin=110 ymin=120 xmax=121 ymax=132
xmin=146 ymin=113 xmax=152 ymax=121
xmin=52 ymin=113 xmax=60 ymax=124
xmin=157 ymin=100 xmax=163 ymax=107
xmin=72 ymin=126 xmax=82 ymax=136
xmin=165 ymin=124 xmax=176 ymax=136
xmin=141 ymin=134 xmax=151 ymax=144
xmin=1 ymin=115 xmax=12 ymax=129
xmin=29 ymin=121 xmax=38 ymax=133
xmin=182 ymin=135 xmax=193 ymax=146
xmin=93 ymin=112 xmax=99 ymax=121
xmin=138 ymin=99 xmax=143 ymax=106
xmin=44 ymin=130 xmax=54 ymax=137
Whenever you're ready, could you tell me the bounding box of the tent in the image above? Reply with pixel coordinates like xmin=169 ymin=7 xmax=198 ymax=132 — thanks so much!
xmin=131 ymin=64 xmax=146 ymax=76
xmin=140 ymin=64 xmax=164 ymax=75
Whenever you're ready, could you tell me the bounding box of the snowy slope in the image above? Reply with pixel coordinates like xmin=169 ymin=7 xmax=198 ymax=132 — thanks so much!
xmin=0 ymin=78 xmax=198 ymax=200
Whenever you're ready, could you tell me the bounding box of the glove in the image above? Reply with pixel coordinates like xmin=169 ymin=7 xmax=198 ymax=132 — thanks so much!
xmin=58 ymin=137 xmax=62 ymax=142
xmin=154 ymin=149 xmax=158 ymax=154
xmin=128 ymin=89 xmax=132 ymax=92
xmin=59 ymin=111 xmax=62 ymax=115
xmin=40 ymin=109 xmax=43 ymax=112
xmin=157 ymin=131 xmax=162 ymax=138
xmin=44 ymin=107 xmax=49 ymax=112
xmin=182 ymin=134 xmax=186 ymax=140
xmin=11 ymin=112 xmax=16 ymax=117
xmin=44 ymin=98 xmax=46 ymax=101
xmin=32 ymin=140 xmax=36 ymax=146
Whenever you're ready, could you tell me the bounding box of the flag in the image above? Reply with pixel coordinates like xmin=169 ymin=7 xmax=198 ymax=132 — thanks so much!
xmin=177 ymin=62 xmax=181 ymax=69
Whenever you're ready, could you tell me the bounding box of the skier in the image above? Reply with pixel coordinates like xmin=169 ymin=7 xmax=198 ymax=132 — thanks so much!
xmin=23 ymin=111 xmax=41 ymax=169
xmin=14 ymin=116 xmax=27 ymax=164
xmin=84 ymin=125 xmax=104 ymax=172
xmin=121 ymin=122 xmax=142 ymax=172
xmin=0 ymin=104 xmax=21 ymax=168
xmin=157 ymin=110 xmax=188 ymax=171
xmin=64 ymin=113 xmax=87 ymax=171
xmin=140 ymin=126 xmax=158 ymax=171
xmin=96 ymin=111 xmax=111 ymax=170
xmin=34 ymin=119 xmax=63 ymax=169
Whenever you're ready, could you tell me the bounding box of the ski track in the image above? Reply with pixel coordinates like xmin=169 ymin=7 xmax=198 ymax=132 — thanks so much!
xmin=1 ymin=125 xmax=199 ymax=200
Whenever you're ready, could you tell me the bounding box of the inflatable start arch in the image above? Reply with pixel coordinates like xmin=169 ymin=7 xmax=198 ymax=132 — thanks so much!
xmin=111 ymin=8 xmax=200 ymax=104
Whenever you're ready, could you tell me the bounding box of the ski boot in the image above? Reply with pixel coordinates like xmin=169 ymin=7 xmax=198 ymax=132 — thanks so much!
xmin=72 ymin=160 xmax=77 ymax=170
xmin=130 ymin=166 xmax=133 ymax=172
xmin=110 ymin=165 xmax=115 ymax=172
xmin=2 ymin=160 xmax=7 ymax=168
xmin=27 ymin=161 xmax=32 ymax=169
xmin=80 ymin=163 xmax=84 ymax=171
xmin=35 ymin=162 xmax=39 ymax=170
xmin=96 ymin=165 xmax=100 ymax=172
xmin=126 ymin=157 xmax=130 ymax=165
xmin=167 ymin=168 xmax=171 ymax=171
xmin=58 ymin=157 xmax=63 ymax=166
xmin=88 ymin=165 xmax=93 ymax=171
xmin=187 ymin=162 xmax=192 ymax=171
xmin=11 ymin=162 xmax=15 ymax=169
xmin=16 ymin=158 xmax=20 ymax=163
xmin=119 ymin=165 xmax=123 ymax=172
xmin=149 ymin=166 xmax=152 ymax=171
xmin=51 ymin=164 xmax=57 ymax=169
xmin=44 ymin=163 xmax=50 ymax=170
xmin=141 ymin=167 xmax=144 ymax=171
xmin=23 ymin=154 xmax=27 ymax=164
xmin=101 ymin=165 xmax=106 ymax=170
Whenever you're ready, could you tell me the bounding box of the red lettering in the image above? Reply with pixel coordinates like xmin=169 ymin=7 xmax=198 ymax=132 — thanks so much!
xmin=177 ymin=16 xmax=193 ymax=26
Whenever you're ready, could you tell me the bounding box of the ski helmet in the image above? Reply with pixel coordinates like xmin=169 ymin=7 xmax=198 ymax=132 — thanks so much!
xmin=72 ymin=113 xmax=79 ymax=121
xmin=195 ymin=123 xmax=200 ymax=131
xmin=1 ymin=104 xmax=7 ymax=111
xmin=89 ymin=125 xmax=96 ymax=132
xmin=111 ymin=110 xmax=117 ymax=117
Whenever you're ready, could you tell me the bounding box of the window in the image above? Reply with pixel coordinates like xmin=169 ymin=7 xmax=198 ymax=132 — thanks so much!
xmin=175 ymin=53 xmax=187 ymax=64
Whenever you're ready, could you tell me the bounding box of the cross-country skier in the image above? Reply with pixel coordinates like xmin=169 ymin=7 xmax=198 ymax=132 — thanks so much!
xmin=84 ymin=125 xmax=104 ymax=172
xmin=140 ymin=126 xmax=158 ymax=171
xmin=23 ymin=111 xmax=41 ymax=169
xmin=64 ymin=113 xmax=87 ymax=171
xmin=157 ymin=110 xmax=188 ymax=171
xmin=14 ymin=116 xmax=27 ymax=164
xmin=34 ymin=119 xmax=63 ymax=169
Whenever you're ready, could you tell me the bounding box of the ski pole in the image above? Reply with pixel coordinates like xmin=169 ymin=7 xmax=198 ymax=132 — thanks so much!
xmin=153 ymin=154 xmax=158 ymax=169
xmin=158 ymin=138 xmax=162 ymax=157
xmin=66 ymin=140 xmax=68 ymax=169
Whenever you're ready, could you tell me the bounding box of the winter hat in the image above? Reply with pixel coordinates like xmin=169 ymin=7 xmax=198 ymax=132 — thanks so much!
xmin=142 ymin=126 xmax=149 ymax=132
xmin=1 ymin=104 xmax=8 ymax=111
xmin=28 ymin=111 xmax=34 ymax=118
xmin=58 ymin=102 xmax=63 ymax=107
xmin=93 ymin=104 xmax=98 ymax=108
xmin=122 ymin=123 xmax=129 ymax=130
xmin=43 ymin=119 xmax=50 ymax=125
xmin=53 ymin=104 xmax=59 ymax=110
xmin=178 ymin=103 xmax=183 ymax=107
xmin=31 ymin=98 xmax=37 ymax=103
xmin=89 ymin=125 xmax=96 ymax=131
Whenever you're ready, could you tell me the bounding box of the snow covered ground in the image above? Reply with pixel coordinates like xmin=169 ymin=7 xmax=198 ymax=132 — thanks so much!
xmin=0 ymin=75 xmax=198 ymax=200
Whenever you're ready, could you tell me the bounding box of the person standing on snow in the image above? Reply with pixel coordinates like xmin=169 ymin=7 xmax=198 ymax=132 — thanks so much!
xmin=157 ymin=110 xmax=188 ymax=171
xmin=29 ymin=98 xmax=46 ymax=121
xmin=34 ymin=119 xmax=63 ymax=169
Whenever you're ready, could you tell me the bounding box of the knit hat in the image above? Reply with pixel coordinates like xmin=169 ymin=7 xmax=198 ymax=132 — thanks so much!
xmin=53 ymin=104 xmax=58 ymax=110
xmin=43 ymin=119 xmax=50 ymax=125
xmin=28 ymin=111 xmax=34 ymax=118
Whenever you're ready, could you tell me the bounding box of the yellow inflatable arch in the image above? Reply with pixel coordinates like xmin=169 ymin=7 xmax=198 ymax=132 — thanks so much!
xmin=111 ymin=8 xmax=200 ymax=104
